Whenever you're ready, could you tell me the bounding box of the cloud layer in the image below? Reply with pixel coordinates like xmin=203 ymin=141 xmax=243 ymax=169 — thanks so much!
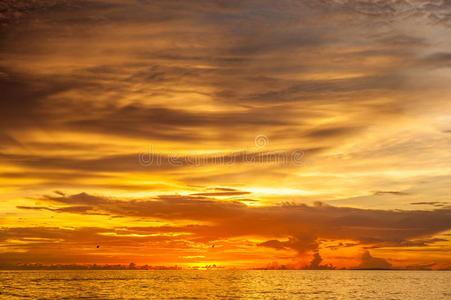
xmin=0 ymin=0 xmax=450 ymax=268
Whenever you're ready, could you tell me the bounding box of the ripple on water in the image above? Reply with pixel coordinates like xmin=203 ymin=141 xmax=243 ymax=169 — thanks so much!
xmin=0 ymin=270 xmax=450 ymax=300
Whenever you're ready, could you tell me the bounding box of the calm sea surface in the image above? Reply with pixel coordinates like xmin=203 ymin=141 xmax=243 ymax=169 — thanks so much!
xmin=0 ymin=270 xmax=449 ymax=299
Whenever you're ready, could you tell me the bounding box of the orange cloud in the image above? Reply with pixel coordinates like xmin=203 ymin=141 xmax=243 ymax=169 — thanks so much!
xmin=1 ymin=192 xmax=448 ymax=268
xmin=1 ymin=0 xmax=451 ymax=269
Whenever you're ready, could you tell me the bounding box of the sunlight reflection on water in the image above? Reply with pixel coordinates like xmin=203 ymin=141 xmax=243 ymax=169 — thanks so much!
xmin=0 ymin=270 xmax=450 ymax=299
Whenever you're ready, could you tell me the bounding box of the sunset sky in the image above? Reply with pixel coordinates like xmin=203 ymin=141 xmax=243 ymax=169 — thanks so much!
xmin=0 ymin=0 xmax=450 ymax=269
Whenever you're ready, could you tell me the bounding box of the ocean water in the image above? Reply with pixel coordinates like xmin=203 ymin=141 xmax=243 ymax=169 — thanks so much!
xmin=0 ymin=270 xmax=449 ymax=299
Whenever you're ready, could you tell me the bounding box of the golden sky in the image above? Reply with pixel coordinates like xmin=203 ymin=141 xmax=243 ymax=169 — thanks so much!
xmin=0 ymin=0 xmax=450 ymax=269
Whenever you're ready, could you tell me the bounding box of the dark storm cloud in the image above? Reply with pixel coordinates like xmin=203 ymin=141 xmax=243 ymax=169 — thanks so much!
xmin=65 ymin=104 xmax=298 ymax=140
xmin=375 ymin=238 xmax=449 ymax=248
xmin=356 ymin=250 xmax=392 ymax=269
xmin=244 ymin=74 xmax=408 ymax=103
xmin=0 ymin=0 xmax=445 ymax=147
xmin=0 ymin=0 xmax=121 ymax=27
xmin=0 ymin=66 xmax=312 ymax=142
xmin=17 ymin=205 xmax=94 ymax=214
xmin=410 ymin=201 xmax=450 ymax=207
xmin=320 ymin=0 xmax=451 ymax=24
xmin=190 ymin=191 xmax=251 ymax=197
xmin=17 ymin=192 xmax=451 ymax=249
xmin=0 ymin=146 xmax=321 ymax=174
xmin=0 ymin=70 xmax=54 ymax=129
xmin=258 ymin=233 xmax=319 ymax=255
xmin=0 ymin=68 xmax=108 ymax=134
xmin=307 ymin=126 xmax=361 ymax=139
xmin=373 ymin=191 xmax=409 ymax=196
xmin=419 ymin=52 xmax=451 ymax=68
xmin=0 ymin=170 xmax=110 ymax=182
